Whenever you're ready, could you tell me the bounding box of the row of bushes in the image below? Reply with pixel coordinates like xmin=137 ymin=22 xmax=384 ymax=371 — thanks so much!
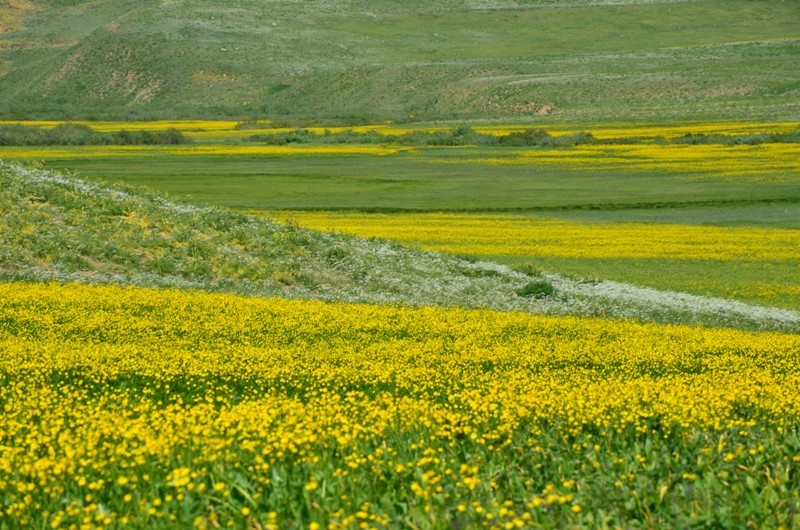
xmin=247 ymin=127 xmax=598 ymax=147
xmin=671 ymin=131 xmax=800 ymax=145
xmin=0 ymin=123 xmax=190 ymax=146
xmin=246 ymin=127 xmax=800 ymax=147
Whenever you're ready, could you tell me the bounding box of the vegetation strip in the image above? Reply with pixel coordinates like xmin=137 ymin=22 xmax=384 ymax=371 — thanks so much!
xmin=0 ymin=123 xmax=189 ymax=146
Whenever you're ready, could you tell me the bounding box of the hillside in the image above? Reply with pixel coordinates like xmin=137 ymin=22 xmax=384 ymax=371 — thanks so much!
xmin=2 ymin=160 xmax=799 ymax=331
xmin=1 ymin=0 xmax=798 ymax=122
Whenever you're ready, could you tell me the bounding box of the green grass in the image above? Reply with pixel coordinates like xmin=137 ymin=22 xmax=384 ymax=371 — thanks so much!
xmin=540 ymin=203 xmax=800 ymax=229
xmin=34 ymin=148 xmax=800 ymax=215
xmin=1 ymin=0 xmax=798 ymax=122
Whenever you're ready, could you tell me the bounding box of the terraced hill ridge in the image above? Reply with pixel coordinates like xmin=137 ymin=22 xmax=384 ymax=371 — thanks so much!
xmin=2 ymin=160 xmax=799 ymax=332
xmin=0 ymin=0 xmax=798 ymax=121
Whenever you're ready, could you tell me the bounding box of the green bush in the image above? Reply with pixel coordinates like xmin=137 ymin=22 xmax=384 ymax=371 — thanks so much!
xmin=516 ymin=279 xmax=556 ymax=298
xmin=0 ymin=124 xmax=190 ymax=146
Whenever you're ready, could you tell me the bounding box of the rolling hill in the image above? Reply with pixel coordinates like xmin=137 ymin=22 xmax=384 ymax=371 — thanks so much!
xmin=1 ymin=0 xmax=798 ymax=122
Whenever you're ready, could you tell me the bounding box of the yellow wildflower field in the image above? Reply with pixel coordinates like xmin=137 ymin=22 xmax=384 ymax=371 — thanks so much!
xmin=446 ymin=143 xmax=800 ymax=179
xmin=278 ymin=212 xmax=800 ymax=261
xmin=2 ymin=281 xmax=800 ymax=528
xmin=0 ymin=119 xmax=242 ymax=132
xmin=533 ymin=121 xmax=800 ymax=140
xmin=0 ymin=144 xmax=406 ymax=159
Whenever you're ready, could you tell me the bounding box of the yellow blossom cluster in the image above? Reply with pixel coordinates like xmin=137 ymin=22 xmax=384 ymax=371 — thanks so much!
xmin=1 ymin=282 xmax=799 ymax=527
xmin=0 ymin=120 xmax=242 ymax=133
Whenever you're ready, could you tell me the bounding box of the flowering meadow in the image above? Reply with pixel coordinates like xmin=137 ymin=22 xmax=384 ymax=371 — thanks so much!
xmin=2 ymin=281 xmax=799 ymax=529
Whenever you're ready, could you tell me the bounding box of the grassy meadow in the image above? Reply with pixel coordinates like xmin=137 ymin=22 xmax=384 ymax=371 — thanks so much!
xmin=2 ymin=0 xmax=800 ymax=527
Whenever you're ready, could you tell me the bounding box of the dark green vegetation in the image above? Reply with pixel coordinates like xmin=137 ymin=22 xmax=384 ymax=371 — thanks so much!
xmin=516 ymin=279 xmax=557 ymax=298
xmin=1 ymin=0 xmax=798 ymax=122
xmin=245 ymin=126 xmax=800 ymax=146
xmin=0 ymin=123 xmax=188 ymax=145
xmin=247 ymin=127 xmax=597 ymax=147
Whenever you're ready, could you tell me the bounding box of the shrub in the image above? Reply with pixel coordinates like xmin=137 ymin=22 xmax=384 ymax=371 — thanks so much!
xmin=45 ymin=123 xmax=95 ymax=145
xmin=0 ymin=123 xmax=189 ymax=146
xmin=516 ymin=279 xmax=556 ymax=298
xmin=325 ymin=247 xmax=348 ymax=263
xmin=497 ymin=129 xmax=550 ymax=147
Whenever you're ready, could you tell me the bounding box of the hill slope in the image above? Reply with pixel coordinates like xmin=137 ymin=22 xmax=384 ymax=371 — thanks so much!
xmin=1 ymin=0 xmax=798 ymax=121
xmin=2 ymin=160 xmax=799 ymax=331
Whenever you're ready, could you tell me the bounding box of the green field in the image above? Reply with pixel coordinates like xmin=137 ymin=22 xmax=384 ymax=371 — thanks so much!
xmin=23 ymin=143 xmax=800 ymax=218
